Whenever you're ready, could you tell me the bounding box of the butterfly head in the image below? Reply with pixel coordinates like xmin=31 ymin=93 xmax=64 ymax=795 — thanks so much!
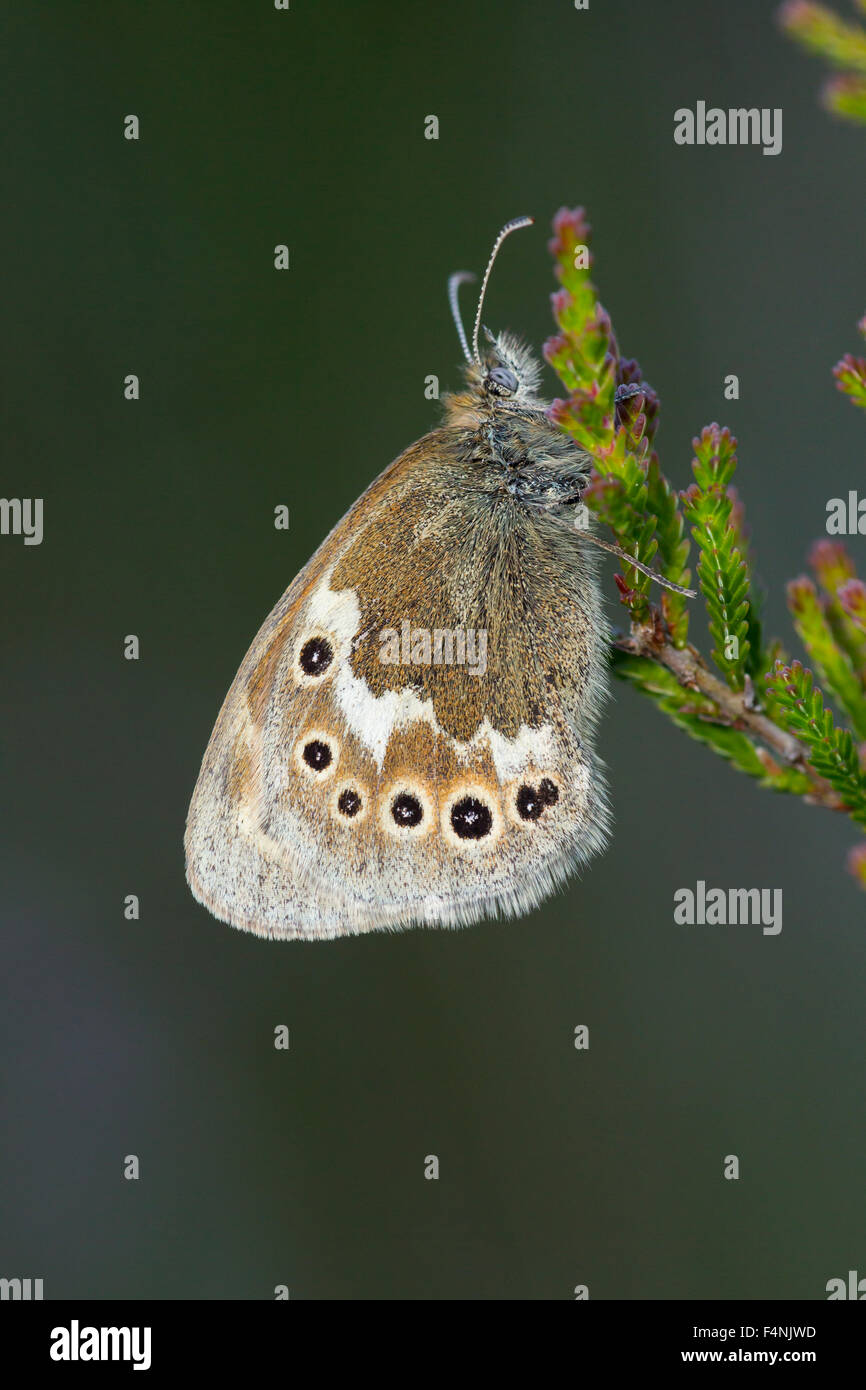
xmin=474 ymin=329 xmax=544 ymax=406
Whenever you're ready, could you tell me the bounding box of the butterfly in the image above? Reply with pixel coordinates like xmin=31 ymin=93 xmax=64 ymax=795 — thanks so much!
xmin=185 ymin=216 xmax=693 ymax=940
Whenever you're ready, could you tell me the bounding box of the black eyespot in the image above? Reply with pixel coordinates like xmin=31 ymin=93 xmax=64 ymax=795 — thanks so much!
xmin=517 ymin=780 xmax=559 ymax=821
xmin=391 ymin=792 xmax=423 ymax=828
xmin=337 ymin=788 xmax=362 ymax=817
xmin=485 ymin=365 xmax=518 ymax=396
xmin=539 ymin=778 xmax=559 ymax=807
xmin=303 ymin=739 xmax=332 ymax=771
xmin=516 ymin=784 xmax=544 ymax=821
xmin=299 ymin=637 xmax=333 ymax=676
xmin=450 ymin=796 xmax=493 ymax=840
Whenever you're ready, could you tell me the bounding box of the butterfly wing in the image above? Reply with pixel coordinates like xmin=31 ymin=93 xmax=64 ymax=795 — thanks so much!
xmin=185 ymin=428 xmax=610 ymax=939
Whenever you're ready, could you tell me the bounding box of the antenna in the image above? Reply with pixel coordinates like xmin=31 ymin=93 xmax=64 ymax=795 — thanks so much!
xmin=470 ymin=216 xmax=534 ymax=364
xmin=448 ymin=271 xmax=475 ymax=364
xmin=580 ymin=532 xmax=697 ymax=597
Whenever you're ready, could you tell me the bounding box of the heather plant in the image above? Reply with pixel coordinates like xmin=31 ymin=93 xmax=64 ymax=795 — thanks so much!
xmin=780 ymin=0 xmax=866 ymax=124
xmin=545 ymin=204 xmax=866 ymax=884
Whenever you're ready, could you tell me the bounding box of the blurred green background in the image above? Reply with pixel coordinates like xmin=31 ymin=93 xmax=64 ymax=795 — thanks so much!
xmin=2 ymin=0 xmax=866 ymax=1300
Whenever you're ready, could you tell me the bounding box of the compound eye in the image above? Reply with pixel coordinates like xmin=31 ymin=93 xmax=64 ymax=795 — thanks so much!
xmin=486 ymin=365 xmax=518 ymax=396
